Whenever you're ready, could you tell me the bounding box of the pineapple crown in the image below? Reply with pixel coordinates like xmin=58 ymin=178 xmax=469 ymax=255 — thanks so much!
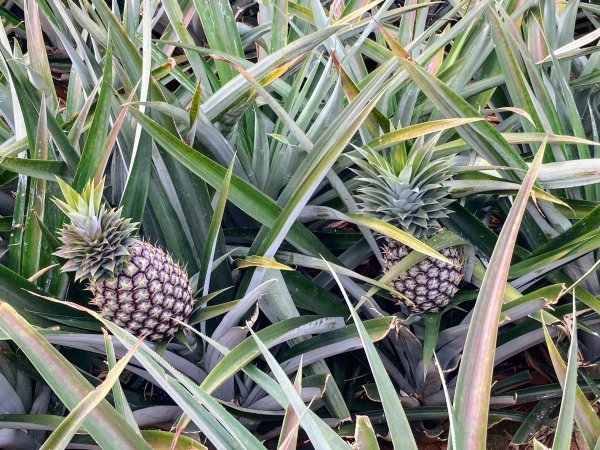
xmin=350 ymin=146 xmax=454 ymax=239
xmin=53 ymin=178 xmax=139 ymax=282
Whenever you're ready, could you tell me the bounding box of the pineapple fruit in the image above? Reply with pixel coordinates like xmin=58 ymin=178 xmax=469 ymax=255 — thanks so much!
xmin=53 ymin=179 xmax=194 ymax=341
xmin=351 ymin=147 xmax=463 ymax=314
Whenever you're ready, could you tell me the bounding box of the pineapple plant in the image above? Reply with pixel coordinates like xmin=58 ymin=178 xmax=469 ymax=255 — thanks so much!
xmin=53 ymin=179 xmax=194 ymax=341
xmin=351 ymin=146 xmax=463 ymax=314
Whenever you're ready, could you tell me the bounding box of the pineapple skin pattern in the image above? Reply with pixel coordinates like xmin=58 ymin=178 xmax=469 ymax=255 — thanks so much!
xmin=383 ymin=239 xmax=462 ymax=314
xmin=90 ymin=241 xmax=194 ymax=341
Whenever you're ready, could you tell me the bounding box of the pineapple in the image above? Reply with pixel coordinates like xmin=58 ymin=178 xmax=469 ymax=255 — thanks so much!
xmin=53 ymin=179 xmax=194 ymax=341
xmin=351 ymin=147 xmax=463 ymax=314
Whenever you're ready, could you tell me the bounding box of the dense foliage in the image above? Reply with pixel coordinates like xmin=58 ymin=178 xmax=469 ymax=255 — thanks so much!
xmin=0 ymin=0 xmax=599 ymax=449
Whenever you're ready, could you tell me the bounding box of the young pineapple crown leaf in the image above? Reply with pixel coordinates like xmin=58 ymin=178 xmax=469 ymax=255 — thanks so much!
xmin=350 ymin=146 xmax=454 ymax=239
xmin=53 ymin=178 xmax=139 ymax=282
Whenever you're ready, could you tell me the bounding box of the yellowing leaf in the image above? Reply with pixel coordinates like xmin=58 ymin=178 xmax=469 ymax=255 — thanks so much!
xmin=238 ymin=255 xmax=294 ymax=271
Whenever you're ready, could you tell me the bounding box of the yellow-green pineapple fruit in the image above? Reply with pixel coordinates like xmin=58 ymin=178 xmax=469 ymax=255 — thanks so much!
xmin=351 ymin=147 xmax=463 ymax=314
xmin=54 ymin=179 xmax=194 ymax=340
